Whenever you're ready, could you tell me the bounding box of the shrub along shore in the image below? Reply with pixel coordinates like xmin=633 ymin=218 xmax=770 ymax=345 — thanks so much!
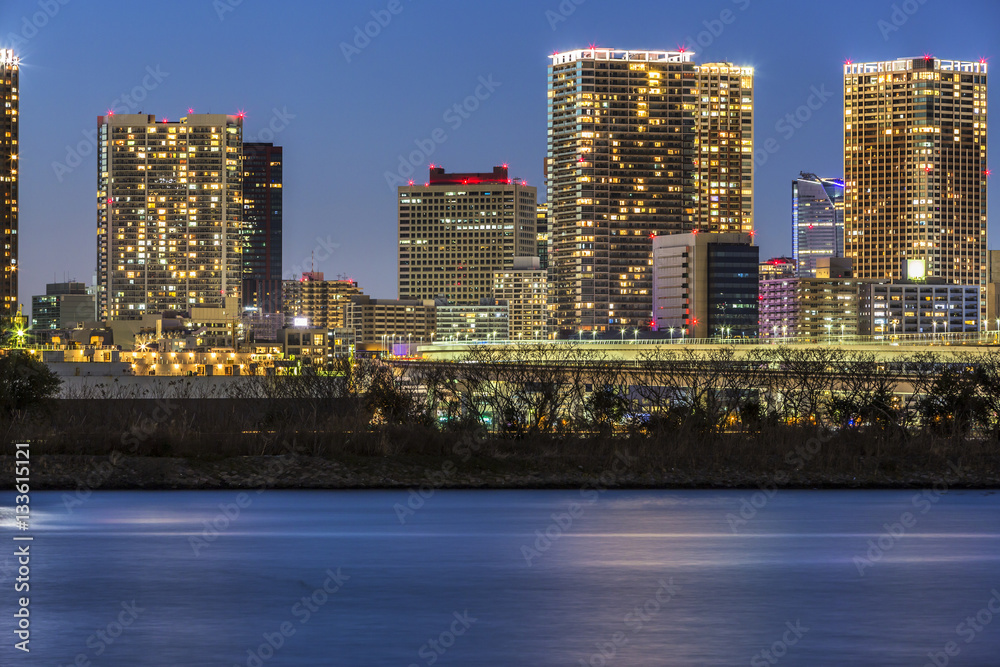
xmin=2 ymin=346 xmax=1000 ymax=489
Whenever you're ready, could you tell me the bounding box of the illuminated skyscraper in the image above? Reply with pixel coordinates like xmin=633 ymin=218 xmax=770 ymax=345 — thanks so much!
xmin=242 ymin=142 xmax=283 ymax=313
xmin=844 ymin=57 xmax=987 ymax=289
xmin=0 ymin=49 xmax=18 ymax=317
xmin=97 ymin=113 xmax=243 ymax=321
xmin=397 ymin=165 xmax=537 ymax=305
xmin=792 ymin=173 xmax=844 ymax=277
xmin=547 ymin=48 xmax=753 ymax=333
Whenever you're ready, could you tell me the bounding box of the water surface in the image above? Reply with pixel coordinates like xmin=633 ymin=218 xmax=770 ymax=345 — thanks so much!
xmin=2 ymin=489 xmax=999 ymax=666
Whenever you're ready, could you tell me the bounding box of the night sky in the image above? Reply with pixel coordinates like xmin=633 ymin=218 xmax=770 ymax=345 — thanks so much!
xmin=3 ymin=0 xmax=999 ymax=314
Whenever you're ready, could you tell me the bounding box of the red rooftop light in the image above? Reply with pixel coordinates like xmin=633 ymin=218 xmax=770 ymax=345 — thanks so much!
xmin=188 ymin=108 xmax=194 ymax=114
xmin=844 ymin=58 xmax=853 ymax=66
xmin=107 ymin=109 xmax=115 ymax=117
xmin=985 ymin=169 xmax=992 ymax=177
xmin=923 ymin=53 xmax=933 ymax=61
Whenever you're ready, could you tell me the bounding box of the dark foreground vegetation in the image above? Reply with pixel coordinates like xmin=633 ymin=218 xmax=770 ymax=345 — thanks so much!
xmin=2 ymin=345 xmax=1000 ymax=489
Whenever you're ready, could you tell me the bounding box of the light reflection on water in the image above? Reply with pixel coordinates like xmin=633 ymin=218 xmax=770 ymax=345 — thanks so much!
xmin=1 ymin=490 xmax=998 ymax=666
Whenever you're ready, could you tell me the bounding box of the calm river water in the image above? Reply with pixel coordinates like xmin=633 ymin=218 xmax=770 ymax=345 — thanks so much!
xmin=2 ymin=489 xmax=999 ymax=666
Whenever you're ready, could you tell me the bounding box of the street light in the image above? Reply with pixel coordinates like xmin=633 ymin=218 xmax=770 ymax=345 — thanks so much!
xmin=840 ymin=324 xmax=845 ymax=341
xmin=633 ymin=328 xmax=638 ymax=344
xmin=669 ymin=327 xmax=674 ymax=341
xmin=407 ymin=333 xmax=412 ymax=355
xmin=826 ymin=323 xmax=832 ymax=343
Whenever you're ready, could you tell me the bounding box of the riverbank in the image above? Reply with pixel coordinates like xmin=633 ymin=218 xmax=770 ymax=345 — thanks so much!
xmin=4 ymin=452 xmax=997 ymax=490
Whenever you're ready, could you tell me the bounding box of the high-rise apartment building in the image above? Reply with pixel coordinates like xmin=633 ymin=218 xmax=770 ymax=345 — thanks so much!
xmin=793 ymin=173 xmax=844 ymax=277
xmin=98 ymin=113 xmax=243 ymax=321
xmin=242 ymin=142 xmax=283 ymax=313
xmin=398 ymin=165 xmax=536 ymax=305
xmin=844 ymin=57 xmax=987 ymax=290
xmin=547 ymin=48 xmax=753 ymax=333
xmin=0 ymin=49 xmax=18 ymax=317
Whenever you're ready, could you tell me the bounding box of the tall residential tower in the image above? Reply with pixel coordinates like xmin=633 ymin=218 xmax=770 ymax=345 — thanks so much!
xmin=844 ymin=57 xmax=987 ymax=288
xmin=97 ymin=113 xmax=243 ymax=320
xmin=1 ymin=49 xmax=18 ymax=317
xmin=547 ymin=48 xmax=753 ymax=333
xmin=242 ymin=142 xmax=283 ymax=313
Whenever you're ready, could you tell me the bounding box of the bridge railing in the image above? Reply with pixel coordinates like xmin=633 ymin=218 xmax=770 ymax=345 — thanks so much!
xmin=425 ymin=330 xmax=998 ymax=347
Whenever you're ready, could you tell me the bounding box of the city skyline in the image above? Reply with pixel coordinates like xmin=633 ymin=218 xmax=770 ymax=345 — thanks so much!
xmin=2 ymin=0 xmax=999 ymax=317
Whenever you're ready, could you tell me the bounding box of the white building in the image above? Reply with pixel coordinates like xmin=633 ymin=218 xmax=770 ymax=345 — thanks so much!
xmin=859 ymin=282 xmax=980 ymax=337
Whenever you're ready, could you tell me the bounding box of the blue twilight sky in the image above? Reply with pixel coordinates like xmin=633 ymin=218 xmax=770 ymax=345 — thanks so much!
xmin=2 ymin=0 xmax=999 ymax=313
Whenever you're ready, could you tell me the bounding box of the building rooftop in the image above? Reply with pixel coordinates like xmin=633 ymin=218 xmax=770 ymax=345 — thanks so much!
xmin=550 ymin=48 xmax=695 ymax=65
xmin=428 ymin=165 xmax=510 ymax=185
xmin=844 ymin=57 xmax=987 ymax=75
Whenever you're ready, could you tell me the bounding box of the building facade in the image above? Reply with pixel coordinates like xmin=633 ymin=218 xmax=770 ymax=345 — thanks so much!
xmin=987 ymin=250 xmax=1000 ymax=327
xmin=796 ymin=277 xmax=863 ymax=342
xmin=242 ymin=142 xmax=283 ymax=313
xmin=760 ymin=256 xmax=796 ymax=280
xmin=536 ymin=202 xmax=549 ymax=270
xmin=280 ymin=326 xmax=328 ymax=369
xmin=397 ymin=165 xmax=536 ymax=306
xmin=30 ymin=282 xmax=96 ymax=331
xmin=281 ymin=272 xmax=363 ymax=330
xmin=346 ymin=295 xmax=436 ymax=351
xmin=547 ymin=48 xmax=753 ymax=334
xmin=1 ymin=49 xmax=18 ymax=317
xmin=844 ymin=57 xmax=987 ymax=292
xmin=435 ymin=302 xmax=509 ymax=342
xmin=652 ymin=232 xmax=758 ymax=339
xmin=98 ymin=113 xmax=243 ymax=321
xmin=792 ymin=173 xmax=844 ymax=277
xmin=494 ymin=256 xmax=548 ymax=341
xmin=859 ymin=282 xmax=981 ymax=336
